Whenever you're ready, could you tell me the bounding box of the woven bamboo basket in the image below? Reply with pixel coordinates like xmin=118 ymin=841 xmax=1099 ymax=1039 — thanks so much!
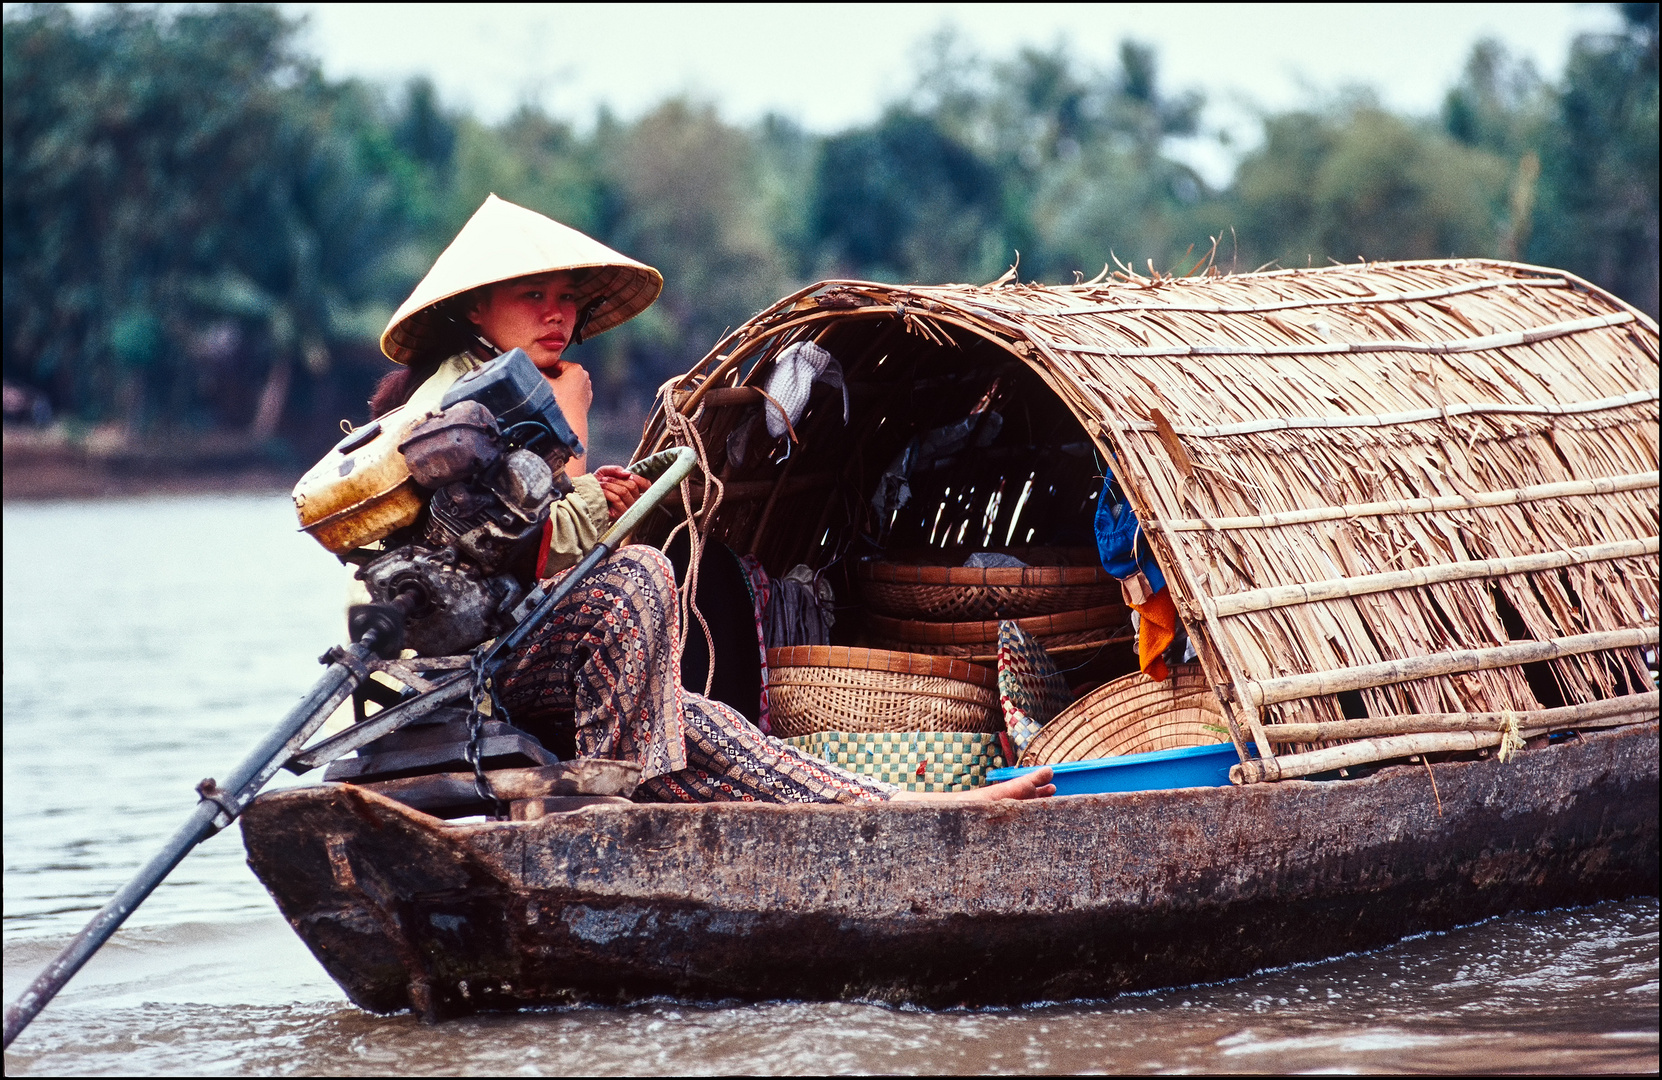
xmin=766 ymin=645 xmax=1001 ymax=738
xmin=1018 ymin=663 xmax=1227 ymax=766
xmin=866 ymin=603 xmax=1132 ymax=662
xmin=859 ymin=548 xmax=1120 ymax=620
xmin=784 ymin=730 xmax=1009 ymax=792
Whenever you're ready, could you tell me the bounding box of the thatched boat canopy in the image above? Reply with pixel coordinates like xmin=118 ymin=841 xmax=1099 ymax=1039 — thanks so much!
xmin=637 ymin=259 xmax=1659 ymax=782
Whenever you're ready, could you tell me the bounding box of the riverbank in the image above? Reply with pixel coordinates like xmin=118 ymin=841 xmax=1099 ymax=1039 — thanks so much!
xmin=4 ymin=459 xmax=294 ymax=500
xmin=3 ymin=426 xmax=294 ymax=501
xmin=3 ymin=408 xmax=649 ymax=502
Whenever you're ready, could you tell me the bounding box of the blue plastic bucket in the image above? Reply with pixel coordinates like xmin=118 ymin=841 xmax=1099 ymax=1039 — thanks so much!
xmin=987 ymin=741 xmax=1241 ymax=795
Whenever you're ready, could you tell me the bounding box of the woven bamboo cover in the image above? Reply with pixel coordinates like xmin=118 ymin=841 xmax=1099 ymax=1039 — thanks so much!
xmin=1019 ymin=663 xmax=1227 ymax=766
xmin=859 ymin=557 xmax=1121 ymax=620
xmin=767 ymin=648 xmax=1001 ymax=738
xmin=785 ymin=730 xmax=1009 ymax=792
xmin=640 ymin=261 xmax=1658 ymax=787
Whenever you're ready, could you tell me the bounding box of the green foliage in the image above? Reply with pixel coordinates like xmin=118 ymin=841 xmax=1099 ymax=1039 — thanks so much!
xmin=812 ymin=110 xmax=1005 ymax=282
xmin=1231 ymin=98 xmax=1512 ymax=268
xmin=602 ymin=100 xmax=791 ymax=386
xmin=1443 ymin=39 xmax=1552 ymax=159
xmin=897 ymin=36 xmax=1210 ymax=282
xmin=4 ymin=2 xmax=1657 ymax=449
xmin=3 ymin=3 xmax=411 ymax=436
xmin=1530 ymin=3 xmax=1659 ymax=313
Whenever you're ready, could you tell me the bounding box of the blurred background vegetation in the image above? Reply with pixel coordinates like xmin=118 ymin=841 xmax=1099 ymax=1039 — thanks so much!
xmin=3 ymin=3 xmax=1657 ymax=473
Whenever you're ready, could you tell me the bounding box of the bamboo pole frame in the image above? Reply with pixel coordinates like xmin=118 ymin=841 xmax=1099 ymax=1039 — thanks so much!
xmin=958 ymin=300 xmax=1266 ymax=765
xmin=672 ymin=386 xmax=764 ymax=410
xmin=960 ymin=275 xmax=1569 ymax=319
xmin=1165 ymin=472 xmax=1659 ymax=533
xmin=1107 ymin=386 xmax=1658 ymax=438
xmin=1211 ymin=536 xmax=1659 ymax=618
xmin=1100 ymin=408 xmax=1275 ymax=761
xmin=652 ymin=301 xmax=1029 ymax=449
xmin=1234 ymin=702 xmax=1658 ymax=784
xmin=1059 ymin=310 xmax=1634 ymax=360
xmin=667 ymin=282 xmax=827 ymax=414
xmin=1246 ymin=626 xmax=1659 ymax=707
xmin=1262 ymin=691 xmax=1659 ymax=743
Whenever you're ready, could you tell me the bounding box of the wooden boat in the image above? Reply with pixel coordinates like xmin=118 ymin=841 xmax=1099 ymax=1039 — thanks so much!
xmin=244 ymin=259 xmax=1659 ymax=1018
xmin=243 ymin=721 xmax=1657 ymax=1019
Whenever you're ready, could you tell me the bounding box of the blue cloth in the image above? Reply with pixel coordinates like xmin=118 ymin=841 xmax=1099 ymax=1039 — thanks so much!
xmin=1093 ymin=467 xmax=1165 ymax=593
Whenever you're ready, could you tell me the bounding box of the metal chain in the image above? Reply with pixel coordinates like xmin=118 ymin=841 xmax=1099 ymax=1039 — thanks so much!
xmin=464 ymin=652 xmax=506 ymax=819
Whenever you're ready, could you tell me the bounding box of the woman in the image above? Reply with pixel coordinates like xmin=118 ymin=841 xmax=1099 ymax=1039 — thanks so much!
xmin=374 ymin=195 xmax=655 ymax=561
xmin=375 ymin=195 xmax=1053 ymax=805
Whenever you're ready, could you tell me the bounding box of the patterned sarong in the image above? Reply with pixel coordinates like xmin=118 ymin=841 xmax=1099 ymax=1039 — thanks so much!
xmin=498 ymin=545 xmax=892 ymax=805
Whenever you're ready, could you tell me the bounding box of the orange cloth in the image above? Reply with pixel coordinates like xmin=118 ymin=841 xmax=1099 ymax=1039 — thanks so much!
xmin=1131 ymin=585 xmax=1178 ymax=683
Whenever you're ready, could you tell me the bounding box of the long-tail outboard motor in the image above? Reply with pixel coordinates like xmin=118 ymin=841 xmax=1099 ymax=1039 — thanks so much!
xmin=306 ymin=349 xmax=588 ymax=657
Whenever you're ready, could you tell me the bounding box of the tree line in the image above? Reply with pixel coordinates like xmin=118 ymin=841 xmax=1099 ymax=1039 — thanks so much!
xmin=3 ymin=3 xmax=1656 ymax=459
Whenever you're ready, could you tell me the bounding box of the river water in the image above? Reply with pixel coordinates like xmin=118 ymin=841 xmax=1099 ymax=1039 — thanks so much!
xmin=4 ymin=494 xmax=1657 ymax=1075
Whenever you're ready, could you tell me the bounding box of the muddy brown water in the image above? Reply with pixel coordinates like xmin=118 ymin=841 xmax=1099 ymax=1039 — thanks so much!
xmin=4 ymin=495 xmax=1657 ymax=1075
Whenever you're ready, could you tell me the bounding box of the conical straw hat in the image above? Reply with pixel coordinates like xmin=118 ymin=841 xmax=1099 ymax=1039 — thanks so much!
xmin=380 ymin=194 xmax=663 ymax=364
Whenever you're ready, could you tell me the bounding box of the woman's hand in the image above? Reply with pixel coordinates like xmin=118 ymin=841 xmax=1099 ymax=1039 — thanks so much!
xmin=593 ymin=464 xmax=652 ymax=521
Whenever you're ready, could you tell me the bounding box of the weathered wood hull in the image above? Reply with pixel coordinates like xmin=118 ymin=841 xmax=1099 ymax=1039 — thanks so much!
xmin=242 ymin=722 xmax=1658 ymax=1019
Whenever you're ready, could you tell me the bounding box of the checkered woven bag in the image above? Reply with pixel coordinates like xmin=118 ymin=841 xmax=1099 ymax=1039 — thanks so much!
xmin=784 ymin=730 xmax=1010 ymax=792
xmin=998 ymin=620 xmax=1072 ymax=757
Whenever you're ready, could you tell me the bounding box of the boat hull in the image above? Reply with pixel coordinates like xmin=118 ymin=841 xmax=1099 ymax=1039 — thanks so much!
xmin=242 ymin=721 xmax=1658 ymax=1019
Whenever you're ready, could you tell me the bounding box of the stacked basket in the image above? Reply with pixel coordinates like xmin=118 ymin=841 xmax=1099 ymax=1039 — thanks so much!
xmin=1017 ymin=663 xmax=1228 ymax=766
xmin=767 ymin=645 xmax=1009 ymax=792
xmin=857 ymin=548 xmax=1131 ymax=664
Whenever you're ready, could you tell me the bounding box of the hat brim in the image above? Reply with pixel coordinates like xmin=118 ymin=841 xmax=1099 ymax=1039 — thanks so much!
xmin=380 ymin=194 xmax=664 ymax=365
xmin=382 ymin=262 xmax=662 ymax=365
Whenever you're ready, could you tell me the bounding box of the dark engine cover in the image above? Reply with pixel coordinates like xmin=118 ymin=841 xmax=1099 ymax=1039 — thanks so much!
xmin=440 ymin=348 xmax=584 ymax=466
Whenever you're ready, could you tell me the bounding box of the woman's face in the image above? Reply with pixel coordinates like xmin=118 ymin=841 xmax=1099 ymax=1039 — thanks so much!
xmin=467 ymin=271 xmax=581 ymax=370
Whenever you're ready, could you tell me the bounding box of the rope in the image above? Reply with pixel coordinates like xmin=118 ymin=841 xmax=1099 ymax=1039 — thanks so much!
xmin=661 ymin=399 xmax=723 ymax=697
xmin=1497 ymin=709 xmax=1526 ymax=763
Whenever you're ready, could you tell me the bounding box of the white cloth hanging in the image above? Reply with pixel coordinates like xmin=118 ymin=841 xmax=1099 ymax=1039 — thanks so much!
xmin=762 ymin=341 xmax=848 ymax=438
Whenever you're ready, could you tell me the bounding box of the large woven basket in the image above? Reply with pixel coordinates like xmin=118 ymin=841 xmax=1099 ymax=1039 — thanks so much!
xmin=859 ymin=548 xmax=1121 ymax=620
xmin=766 ymin=646 xmax=1001 ymax=738
xmin=785 ymin=730 xmax=1009 ymax=792
xmin=1019 ymin=663 xmax=1229 ymax=766
xmin=867 ymin=603 xmax=1132 ymax=663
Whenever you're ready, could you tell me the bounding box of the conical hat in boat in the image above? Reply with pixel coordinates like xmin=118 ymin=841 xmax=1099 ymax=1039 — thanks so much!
xmin=380 ymin=194 xmax=662 ymax=364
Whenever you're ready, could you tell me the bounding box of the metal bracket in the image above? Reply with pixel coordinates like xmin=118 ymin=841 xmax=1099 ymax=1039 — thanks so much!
xmin=320 ymin=645 xmax=373 ymax=682
xmin=194 ymin=777 xmax=240 ymax=833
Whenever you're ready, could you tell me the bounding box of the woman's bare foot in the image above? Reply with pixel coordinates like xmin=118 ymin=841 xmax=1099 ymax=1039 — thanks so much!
xmin=890 ymin=766 xmax=1056 ymax=802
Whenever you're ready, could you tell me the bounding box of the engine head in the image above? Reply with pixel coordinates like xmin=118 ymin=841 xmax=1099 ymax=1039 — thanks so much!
xmin=357 ymin=544 xmax=525 ymax=657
